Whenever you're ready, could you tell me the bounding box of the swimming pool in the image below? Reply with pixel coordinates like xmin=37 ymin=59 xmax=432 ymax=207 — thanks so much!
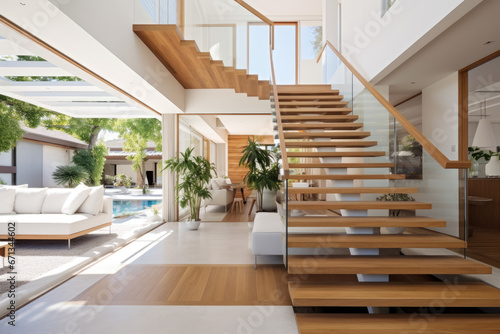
xmin=113 ymin=200 xmax=162 ymax=217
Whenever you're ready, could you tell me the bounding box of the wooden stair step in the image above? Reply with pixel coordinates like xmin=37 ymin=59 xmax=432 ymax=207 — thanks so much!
xmin=287 ymin=151 xmax=386 ymax=158
xmin=288 ymin=163 xmax=394 ymax=168
xmin=288 ymin=281 xmax=500 ymax=307
xmin=294 ymin=313 xmax=500 ymax=334
xmin=284 ymin=131 xmax=371 ymax=139
xmin=280 ymin=108 xmax=352 ymax=115
xmin=285 ymin=141 xmax=377 ymax=148
xmin=277 ymin=85 xmax=338 ymax=94
xmin=287 ymin=201 xmax=431 ymax=210
xmin=280 ymin=101 xmax=348 ymax=107
xmin=288 ymin=216 xmax=446 ymax=228
xmin=286 ymin=174 xmax=404 ymax=180
xmin=282 ymin=123 xmax=363 ymax=130
xmin=278 ymin=95 xmax=344 ymax=101
xmin=287 ymin=187 xmax=418 ymax=194
xmin=281 ymin=115 xmax=358 ymax=122
xmin=287 ymin=255 xmax=492 ymax=275
xmin=287 ymin=233 xmax=466 ymax=249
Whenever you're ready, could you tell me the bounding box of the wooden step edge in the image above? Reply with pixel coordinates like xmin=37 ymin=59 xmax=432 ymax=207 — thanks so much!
xmin=288 ymin=163 xmax=394 ymax=168
xmin=287 ymin=255 xmax=493 ymax=275
xmin=288 ymin=281 xmax=500 ymax=307
xmin=285 ymin=174 xmax=405 ymax=180
xmin=294 ymin=313 xmax=500 ymax=334
xmin=284 ymin=141 xmax=377 ymax=148
xmin=287 ymin=187 xmax=418 ymax=194
xmin=286 ymin=152 xmax=387 ymax=157
xmin=287 ymin=201 xmax=432 ymax=210
xmin=287 ymin=216 xmax=446 ymax=228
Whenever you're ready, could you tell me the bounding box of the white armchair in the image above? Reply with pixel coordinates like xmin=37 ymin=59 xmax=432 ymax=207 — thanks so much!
xmin=202 ymin=178 xmax=234 ymax=212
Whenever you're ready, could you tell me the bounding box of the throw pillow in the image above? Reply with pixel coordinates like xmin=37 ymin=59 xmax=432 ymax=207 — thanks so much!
xmin=215 ymin=178 xmax=227 ymax=188
xmin=42 ymin=189 xmax=74 ymax=214
xmin=0 ymin=188 xmax=16 ymax=214
xmin=211 ymin=179 xmax=222 ymax=190
xmin=61 ymin=185 xmax=91 ymax=215
xmin=78 ymin=185 xmax=105 ymax=216
xmin=14 ymin=188 xmax=48 ymax=214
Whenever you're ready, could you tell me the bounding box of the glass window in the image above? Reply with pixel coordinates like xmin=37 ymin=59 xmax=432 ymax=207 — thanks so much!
xmin=0 ymin=174 xmax=12 ymax=185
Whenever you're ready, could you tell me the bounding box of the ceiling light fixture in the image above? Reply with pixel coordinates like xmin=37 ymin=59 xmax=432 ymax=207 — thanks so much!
xmin=483 ymin=41 xmax=494 ymax=45
xmin=472 ymin=99 xmax=497 ymax=148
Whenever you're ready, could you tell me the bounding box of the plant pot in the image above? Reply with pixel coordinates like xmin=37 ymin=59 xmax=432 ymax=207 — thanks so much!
xmin=261 ymin=188 xmax=277 ymax=212
xmin=469 ymin=159 xmax=479 ymax=178
xmin=186 ymin=219 xmax=201 ymax=230
xmin=148 ymin=214 xmax=162 ymax=222
xmin=485 ymin=158 xmax=500 ymax=177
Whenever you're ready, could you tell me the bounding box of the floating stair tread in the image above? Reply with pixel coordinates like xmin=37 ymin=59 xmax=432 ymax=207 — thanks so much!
xmin=288 ymin=281 xmax=500 ymax=307
xmin=288 ymin=163 xmax=394 ymax=168
xmin=280 ymin=108 xmax=352 ymax=115
xmin=287 ymin=233 xmax=466 ymax=249
xmin=287 ymin=151 xmax=386 ymax=157
xmin=284 ymin=132 xmax=371 ymax=139
xmin=281 ymin=115 xmax=358 ymax=122
xmin=282 ymin=123 xmax=363 ymax=130
xmin=287 ymin=187 xmax=418 ymax=194
xmin=287 ymin=201 xmax=431 ymax=210
xmin=285 ymin=141 xmax=377 ymax=148
xmin=280 ymin=101 xmax=348 ymax=106
xmin=294 ymin=314 xmax=500 ymax=334
xmin=277 ymin=85 xmax=338 ymax=94
xmin=287 ymin=255 xmax=492 ymax=275
xmin=286 ymin=174 xmax=404 ymax=180
xmin=288 ymin=216 xmax=446 ymax=228
xmin=278 ymin=95 xmax=344 ymax=100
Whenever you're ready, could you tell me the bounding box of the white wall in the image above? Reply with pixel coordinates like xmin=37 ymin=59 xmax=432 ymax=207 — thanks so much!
xmin=117 ymin=164 xmax=137 ymax=184
xmin=422 ymin=72 xmax=459 ymax=159
xmin=185 ymin=89 xmax=271 ymax=114
xmin=246 ymin=0 xmax=322 ymax=21
xmin=341 ymin=0 xmax=481 ymax=82
xmin=42 ymin=145 xmax=73 ymax=187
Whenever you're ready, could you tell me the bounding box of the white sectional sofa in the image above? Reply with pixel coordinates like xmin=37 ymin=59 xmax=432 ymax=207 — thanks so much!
xmin=0 ymin=184 xmax=112 ymax=249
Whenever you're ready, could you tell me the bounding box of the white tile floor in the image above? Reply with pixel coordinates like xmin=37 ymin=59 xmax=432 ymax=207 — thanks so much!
xmin=0 ymin=222 xmax=296 ymax=334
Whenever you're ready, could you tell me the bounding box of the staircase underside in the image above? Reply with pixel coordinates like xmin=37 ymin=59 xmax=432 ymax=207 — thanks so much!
xmin=133 ymin=24 xmax=270 ymax=100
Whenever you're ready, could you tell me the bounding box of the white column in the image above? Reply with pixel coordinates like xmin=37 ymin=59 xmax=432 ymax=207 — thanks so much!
xmin=162 ymin=114 xmax=177 ymax=222
xmin=323 ymin=0 xmax=340 ymax=49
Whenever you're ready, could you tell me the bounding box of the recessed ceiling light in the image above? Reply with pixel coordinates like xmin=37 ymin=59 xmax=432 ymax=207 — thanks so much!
xmin=410 ymin=82 xmax=416 ymax=85
xmin=484 ymin=41 xmax=495 ymax=45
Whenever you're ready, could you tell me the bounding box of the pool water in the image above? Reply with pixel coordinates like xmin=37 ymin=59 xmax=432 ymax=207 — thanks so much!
xmin=113 ymin=200 xmax=162 ymax=217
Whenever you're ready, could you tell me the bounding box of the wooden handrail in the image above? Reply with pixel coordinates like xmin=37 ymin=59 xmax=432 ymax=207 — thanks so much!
xmin=317 ymin=41 xmax=470 ymax=170
xmin=234 ymin=0 xmax=274 ymax=49
xmin=269 ymin=46 xmax=289 ymax=175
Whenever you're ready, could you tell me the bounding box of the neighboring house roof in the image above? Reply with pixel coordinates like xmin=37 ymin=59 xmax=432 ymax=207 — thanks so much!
xmin=21 ymin=124 xmax=88 ymax=150
xmin=106 ymin=150 xmax=162 ymax=158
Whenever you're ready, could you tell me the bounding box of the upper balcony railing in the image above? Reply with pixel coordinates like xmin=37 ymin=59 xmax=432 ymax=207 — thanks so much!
xmin=135 ymin=0 xmax=274 ymax=76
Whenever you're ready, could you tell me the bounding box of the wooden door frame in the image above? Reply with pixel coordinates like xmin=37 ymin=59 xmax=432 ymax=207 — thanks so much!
xmin=458 ymin=49 xmax=500 ymax=160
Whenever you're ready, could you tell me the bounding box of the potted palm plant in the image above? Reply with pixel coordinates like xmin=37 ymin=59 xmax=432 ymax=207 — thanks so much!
xmin=52 ymin=165 xmax=89 ymax=188
xmin=163 ymin=147 xmax=217 ymax=230
xmin=239 ymin=138 xmax=282 ymax=212
xmin=376 ymin=193 xmax=415 ymax=234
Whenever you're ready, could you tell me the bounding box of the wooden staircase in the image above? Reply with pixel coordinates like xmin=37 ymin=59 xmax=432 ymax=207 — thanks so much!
xmin=274 ymin=84 xmax=500 ymax=333
xmin=133 ymin=25 xmax=270 ymax=100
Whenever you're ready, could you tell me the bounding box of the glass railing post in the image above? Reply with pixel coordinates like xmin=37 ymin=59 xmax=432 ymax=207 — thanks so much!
xmin=393 ymin=117 xmax=397 ymax=176
xmin=463 ymin=169 xmax=468 ymax=259
xmin=285 ymin=178 xmax=289 ymax=271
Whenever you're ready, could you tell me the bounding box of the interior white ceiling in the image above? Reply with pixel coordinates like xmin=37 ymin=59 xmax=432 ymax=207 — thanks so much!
xmin=380 ymin=0 xmax=500 ymax=105
xmin=218 ymin=115 xmax=273 ymax=136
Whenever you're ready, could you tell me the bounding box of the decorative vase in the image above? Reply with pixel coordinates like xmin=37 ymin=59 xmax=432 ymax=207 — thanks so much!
xmin=186 ymin=219 xmax=201 ymax=230
xmin=468 ymin=160 xmax=479 ymax=178
xmin=485 ymin=157 xmax=500 ymax=177
xmin=261 ymin=188 xmax=277 ymax=212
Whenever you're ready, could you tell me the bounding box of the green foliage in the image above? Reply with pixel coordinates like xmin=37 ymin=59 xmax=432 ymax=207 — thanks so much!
xmin=91 ymin=142 xmax=108 ymax=186
xmin=311 ymin=26 xmax=323 ymax=59
xmin=6 ymin=76 xmax=82 ymax=82
xmin=52 ymin=165 xmax=89 ymax=188
xmin=0 ymin=104 xmax=25 ymax=152
xmin=0 ymin=178 xmax=6 ymax=185
xmin=376 ymin=193 xmax=415 ymax=217
xmin=239 ymin=138 xmax=282 ymax=211
xmin=72 ymin=150 xmax=95 ymax=184
xmin=116 ymin=118 xmax=162 ymax=151
xmin=163 ymin=147 xmax=217 ymax=221
xmin=468 ymin=146 xmax=500 ymax=162
xmin=113 ymin=174 xmax=132 ymax=188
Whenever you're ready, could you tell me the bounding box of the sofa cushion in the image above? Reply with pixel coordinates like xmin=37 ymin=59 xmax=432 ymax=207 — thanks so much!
xmin=14 ymin=188 xmax=47 ymax=214
xmin=0 ymin=184 xmax=28 ymax=189
xmin=61 ymin=185 xmax=91 ymax=215
xmin=42 ymin=189 xmax=74 ymax=214
xmin=0 ymin=188 xmax=16 ymax=214
xmin=0 ymin=213 xmax=110 ymax=236
xmin=78 ymin=185 xmax=104 ymax=216
xmin=211 ymin=179 xmax=222 ymax=190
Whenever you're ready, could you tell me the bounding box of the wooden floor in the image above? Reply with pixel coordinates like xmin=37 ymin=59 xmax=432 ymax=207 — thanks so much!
xmin=71 ymin=265 xmax=362 ymax=306
xmin=467 ymin=227 xmax=500 ymax=268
